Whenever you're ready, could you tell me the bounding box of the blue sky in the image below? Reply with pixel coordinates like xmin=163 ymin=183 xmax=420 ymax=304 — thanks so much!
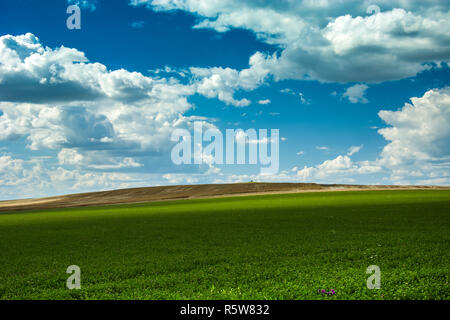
xmin=0 ymin=0 xmax=449 ymax=199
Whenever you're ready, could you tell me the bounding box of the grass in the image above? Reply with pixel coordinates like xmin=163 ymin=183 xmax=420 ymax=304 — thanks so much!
xmin=0 ymin=190 xmax=449 ymax=300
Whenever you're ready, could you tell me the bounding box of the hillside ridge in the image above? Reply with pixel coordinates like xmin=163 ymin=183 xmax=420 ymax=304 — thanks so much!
xmin=1 ymin=182 xmax=448 ymax=212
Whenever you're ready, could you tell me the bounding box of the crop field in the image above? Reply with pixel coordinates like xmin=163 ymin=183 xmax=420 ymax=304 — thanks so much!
xmin=0 ymin=190 xmax=449 ymax=300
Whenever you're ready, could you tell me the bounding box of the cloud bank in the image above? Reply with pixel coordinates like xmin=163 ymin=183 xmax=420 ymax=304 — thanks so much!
xmin=131 ymin=0 xmax=450 ymax=83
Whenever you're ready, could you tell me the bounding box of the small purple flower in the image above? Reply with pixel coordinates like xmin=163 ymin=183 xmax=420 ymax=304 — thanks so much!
xmin=318 ymin=288 xmax=336 ymax=295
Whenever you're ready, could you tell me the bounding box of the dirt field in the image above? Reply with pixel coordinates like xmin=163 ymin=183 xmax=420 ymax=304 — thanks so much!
xmin=1 ymin=182 xmax=449 ymax=213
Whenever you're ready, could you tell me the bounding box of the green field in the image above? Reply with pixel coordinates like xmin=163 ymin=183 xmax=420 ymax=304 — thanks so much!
xmin=0 ymin=190 xmax=449 ymax=300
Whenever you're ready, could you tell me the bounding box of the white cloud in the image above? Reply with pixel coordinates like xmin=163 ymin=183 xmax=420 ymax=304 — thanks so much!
xmin=0 ymin=153 xmax=161 ymax=200
xmin=378 ymin=87 xmax=450 ymax=166
xmin=58 ymin=149 xmax=84 ymax=166
xmin=163 ymin=173 xmax=200 ymax=185
xmin=347 ymin=145 xmax=363 ymax=156
xmin=88 ymin=158 xmax=143 ymax=170
xmin=343 ymin=84 xmax=369 ymax=104
xmin=0 ymin=33 xmax=244 ymax=199
xmin=0 ymin=33 xmax=215 ymax=160
xmin=258 ymin=99 xmax=271 ymax=105
xmin=0 ymin=155 xmax=52 ymax=199
xmin=377 ymin=87 xmax=450 ymax=184
xmin=296 ymin=155 xmax=382 ymax=181
xmin=48 ymin=167 xmax=148 ymax=194
xmin=0 ymin=33 xmax=189 ymax=105
xmin=0 ymin=156 xmax=27 ymax=185
xmin=316 ymin=146 xmax=329 ymax=150
xmin=295 ymin=88 xmax=450 ymax=185
xmin=131 ymin=1 xmax=450 ymax=83
xmin=190 ymin=52 xmax=272 ymax=107
xmin=281 ymin=89 xmax=309 ymax=104
xmin=299 ymin=93 xmax=309 ymax=104
xmin=67 ymin=0 xmax=97 ymax=11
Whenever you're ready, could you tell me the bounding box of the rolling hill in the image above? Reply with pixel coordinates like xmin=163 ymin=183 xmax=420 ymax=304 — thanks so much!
xmin=0 ymin=182 xmax=447 ymax=212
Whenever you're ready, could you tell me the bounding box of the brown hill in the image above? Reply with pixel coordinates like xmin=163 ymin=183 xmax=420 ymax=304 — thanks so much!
xmin=0 ymin=182 xmax=448 ymax=212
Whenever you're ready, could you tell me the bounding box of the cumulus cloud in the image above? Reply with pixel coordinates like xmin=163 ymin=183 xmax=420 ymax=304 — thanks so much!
xmin=376 ymin=87 xmax=450 ymax=184
xmin=295 ymin=88 xmax=450 ymax=185
xmin=378 ymin=87 xmax=450 ymax=165
xmin=0 ymin=155 xmax=53 ymax=199
xmin=0 ymin=156 xmax=27 ymax=186
xmin=0 ymin=33 xmax=238 ymax=198
xmin=58 ymin=149 xmax=84 ymax=166
xmin=0 ymin=33 xmax=165 ymax=104
xmin=343 ymin=84 xmax=369 ymax=104
xmin=131 ymin=0 xmax=450 ymax=83
xmin=296 ymin=155 xmax=382 ymax=182
xmin=190 ymin=51 xmax=273 ymax=107
xmin=0 ymin=33 xmax=218 ymax=158
xmin=0 ymin=153 xmax=167 ymax=200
